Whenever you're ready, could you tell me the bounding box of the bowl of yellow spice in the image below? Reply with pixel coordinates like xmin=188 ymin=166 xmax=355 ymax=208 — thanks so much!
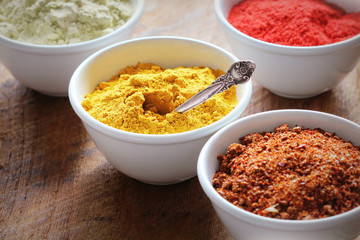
xmin=68 ymin=36 xmax=253 ymax=185
xmin=0 ymin=0 xmax=144 ymax=96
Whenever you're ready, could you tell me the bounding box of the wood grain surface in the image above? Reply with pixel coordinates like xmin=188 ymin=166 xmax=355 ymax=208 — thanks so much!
xmin=1 ymin=0 xmax=359 ymax=239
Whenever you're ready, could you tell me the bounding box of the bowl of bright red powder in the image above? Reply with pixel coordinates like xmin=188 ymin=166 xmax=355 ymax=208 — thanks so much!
xmin=197 ymin=109 xmax=360 ymax=240
xmin=214 ymin=0 xmax=360 ymax=98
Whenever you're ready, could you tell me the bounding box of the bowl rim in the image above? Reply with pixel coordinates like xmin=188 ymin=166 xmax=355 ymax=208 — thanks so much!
xmin=214 ymin=0 xmax=360 ymax=55
xmin=0 ymin=0 xmax=145 ymax=53
xmin=197 ymin=109 xmax=360 ymax=229
xmin=68 ymin=35 xmax=253 ymax=145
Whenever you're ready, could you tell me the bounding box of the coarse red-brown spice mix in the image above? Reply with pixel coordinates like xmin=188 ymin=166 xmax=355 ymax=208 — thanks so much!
xmin=213 ymin=124 xmax=360 ymax=220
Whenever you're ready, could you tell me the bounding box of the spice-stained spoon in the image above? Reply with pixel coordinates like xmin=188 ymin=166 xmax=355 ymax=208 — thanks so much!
xmin=174 ymin=60 xmax=256 ymax=114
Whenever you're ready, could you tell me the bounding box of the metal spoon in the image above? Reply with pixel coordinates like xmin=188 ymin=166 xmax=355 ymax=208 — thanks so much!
xmin=174 ymin=60 xmax=256 ymax=114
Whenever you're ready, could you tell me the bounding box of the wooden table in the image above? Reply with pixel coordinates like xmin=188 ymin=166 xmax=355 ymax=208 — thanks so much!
xmin=1 ymin=1 xmax=359 ymax=239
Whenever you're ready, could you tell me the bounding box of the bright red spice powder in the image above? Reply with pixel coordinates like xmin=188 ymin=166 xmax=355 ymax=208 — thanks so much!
xmin=228 ymin=0 xmax=360 ymax=46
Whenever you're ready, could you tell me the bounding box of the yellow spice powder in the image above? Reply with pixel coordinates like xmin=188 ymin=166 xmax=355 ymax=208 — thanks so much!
xmin=81 ymin=62 xmax=238 ymax=134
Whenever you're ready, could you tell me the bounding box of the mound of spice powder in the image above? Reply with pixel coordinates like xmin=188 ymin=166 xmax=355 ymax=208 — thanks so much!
xmin=213 ymin=124 xmax=360 ymax=220
xmin=82 ymin=62 xmax=238 ymax=134
xmin=227 ymin=0 xmax=360 ymax=46
xmin=0 ymin=0 xmax=134 ymax=45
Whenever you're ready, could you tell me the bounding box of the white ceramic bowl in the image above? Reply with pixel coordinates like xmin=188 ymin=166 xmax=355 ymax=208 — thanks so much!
xmin=214 ymin=0 xmax=360 ymax=98
xmin=68 ymin=36 xmax=253 ymax=185
xmin=198 ymin=109 xmax=360 ymax=240
xmin=0 ymin=0 xmax=144 ymax=97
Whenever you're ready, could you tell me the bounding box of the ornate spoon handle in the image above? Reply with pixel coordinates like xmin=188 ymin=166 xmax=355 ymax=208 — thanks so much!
xmin=174 ymin=60 xmax=256 ymax=114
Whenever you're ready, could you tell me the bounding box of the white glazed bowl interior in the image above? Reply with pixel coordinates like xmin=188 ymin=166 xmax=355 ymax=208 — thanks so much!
xmin=198 ymin=109 xmax=360 ymax=240
xmin=214 ymin=0 xmax=360 ymax=98
xmin=69 ymin=36 xmax=253 ymax=185
xmin=0 ymin=0 xmax=144 ymax=97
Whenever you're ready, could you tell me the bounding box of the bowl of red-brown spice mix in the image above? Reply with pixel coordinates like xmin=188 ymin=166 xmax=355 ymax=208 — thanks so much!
xmin=198 ymin=109 xmax=360 ymax=240
xmin=214 ymin=0 xmax=360 ymax=99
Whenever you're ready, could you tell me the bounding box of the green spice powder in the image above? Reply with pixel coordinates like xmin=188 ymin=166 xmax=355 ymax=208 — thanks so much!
xmin=0 ymin=0 xmax=134 ymax=45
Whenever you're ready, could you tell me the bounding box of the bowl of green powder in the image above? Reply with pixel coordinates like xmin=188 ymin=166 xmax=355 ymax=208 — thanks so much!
xmin=215 ymin=0 xmax=360 ymax=99
xmin=0 ymin=0 xmax=144 ymax=96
